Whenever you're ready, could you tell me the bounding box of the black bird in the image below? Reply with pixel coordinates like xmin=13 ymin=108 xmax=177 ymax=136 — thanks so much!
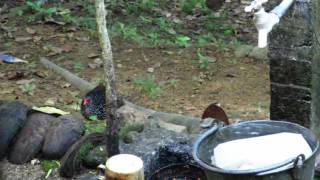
xmin=80 ymin=85 xmax=124 ymax=120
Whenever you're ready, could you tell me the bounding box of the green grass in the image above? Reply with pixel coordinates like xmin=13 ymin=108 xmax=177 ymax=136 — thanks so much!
xmin=195 ymin=49 xmax=210 ymax=70
xmin=84 ymin=121 xmax=106 ymax=134
xmin=133 ymin=76 xmax=161 ymax=99
xmin=40 ymin=160 xmax=60 ymax=179
xmin=20 ymin=82 xmax=36 ymax=96
xmin=15 ymin=0 xmax=238 ymax=48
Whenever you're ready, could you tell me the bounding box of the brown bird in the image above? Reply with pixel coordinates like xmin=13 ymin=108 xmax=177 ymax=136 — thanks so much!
xmin=202 ymin=103 xmax=229 ymax=125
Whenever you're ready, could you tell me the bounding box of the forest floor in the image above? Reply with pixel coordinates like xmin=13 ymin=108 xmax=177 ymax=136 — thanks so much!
xmin=0 ymin=0 xmax=270 ymax=179
xmin=0 ymin=0 xmax=269 ymax=122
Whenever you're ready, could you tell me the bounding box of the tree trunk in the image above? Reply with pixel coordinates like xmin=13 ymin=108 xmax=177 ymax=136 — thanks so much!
xmin=95 ymin=0 xmax=120 ymax=157
xmin=311 ymin=0 xmax=320 ymax=138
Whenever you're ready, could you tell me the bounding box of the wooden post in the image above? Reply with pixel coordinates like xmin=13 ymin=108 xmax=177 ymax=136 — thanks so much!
xmin=95 ymin=0 xmax=120 ymax=156
xmin=106 ymin=154 xmax=144 ymax=180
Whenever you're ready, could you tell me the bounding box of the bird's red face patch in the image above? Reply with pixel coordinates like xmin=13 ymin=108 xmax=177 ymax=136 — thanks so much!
xmin=83 ymin=98 xmax=91 ymax=106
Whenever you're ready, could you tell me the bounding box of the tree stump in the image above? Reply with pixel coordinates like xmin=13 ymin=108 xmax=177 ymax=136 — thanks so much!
xmin=105 ymin=154 xmax=144 ymax=180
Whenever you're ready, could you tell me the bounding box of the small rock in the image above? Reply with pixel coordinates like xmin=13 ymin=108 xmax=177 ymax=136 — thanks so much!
xmin=147 ymin=67 xmax=154 ymax=73
xmin=87 ymin=53 xmax=100 ymax=58
xmin=158 ymin=120 xmax=187 ymax=133
xmin=26 ymin=27 xmax=36 ymax=35
xmin=117 ymin=64 xmax=123 ymax=68
xmin=31 ymin=159 xmax=40 ymax=166
xmin=45 ymin=98 xmax=56 ymax=106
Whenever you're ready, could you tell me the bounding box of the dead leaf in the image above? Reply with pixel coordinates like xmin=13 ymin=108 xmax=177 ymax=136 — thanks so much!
xmin=33 ymin=36 xmax=42 ymax=42
xmin=64 ymin=97 xmax=74 ymax=105
xmin=33 ymin=71 xmax=48 ymax=78
xmin=0 ymin=88 xmax=14 ymax=95
xmin=172 ymin=17 xmax=182 ymax=24
xmin=45 ymin=98 xmax=56 ymax=106
xmin=62 ymin=44 xmax=73 ymax=52
xmin=7 ymin=71 xmax=25 ymax=80
xmin=88 ymin=58 xmax=103 ymax=69
xmin=26 ymin=27 xmax=36 ymax=34
xmin=44 ymin=18 xmax=66 ymax=25
xmin=167 ymin=28 xmax=176 ymax=35
xmin=226 ymin=73 xmax=236 ymax=78
xmin=67 ymin=33 xmax=74 ymax=39
xmin=16 ymin=79 xmax=34 ymax=85
xmin=186 ymin=15 xmax=196 ymax=21
xmin=49 ymin=34 xmax=65 ymax=38
xmin=15 ymin=36 xmax=32 ymax=42
xmin=68 ymin=103 xmax=79 ymax=111
xmin=75 ymin=36 xmax=90 ymax=42
xmin=22 ymin=54 xmax=31 ymax=59
xmin=61 ymin=83 xmax=71 ymax=88
xmin=43 ymin=45 xmax=65 ymax=56
xmin=0 ymin=72 xmax=5 ymax=79
xmin=185 ymin=106 xmax=196 ymax=111
xmin=32 ymin=106 xmax=70 ymax=115
xmin=87 ymin=53 xmax=100 ymax=58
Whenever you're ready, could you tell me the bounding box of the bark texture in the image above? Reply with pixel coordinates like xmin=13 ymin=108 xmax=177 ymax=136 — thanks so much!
xmin=95 ymin=0 xmax=120 ymax=156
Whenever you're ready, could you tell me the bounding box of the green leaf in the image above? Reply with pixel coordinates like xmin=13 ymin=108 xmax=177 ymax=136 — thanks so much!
xmin=89 ymin=115 xmax=98 ymax=121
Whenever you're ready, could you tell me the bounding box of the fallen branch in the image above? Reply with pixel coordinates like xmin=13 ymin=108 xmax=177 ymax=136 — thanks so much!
xmin=39 ymin=58 xmax=202 ymax=132
xmin=40 ymin=58 xmax=95 ymax=93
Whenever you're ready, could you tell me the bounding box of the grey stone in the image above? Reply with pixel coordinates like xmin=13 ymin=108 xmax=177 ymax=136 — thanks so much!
xmin=42 ymin=115 xmax=85 ymax=159
xmin=0 ymin=102 xmax=29 ymax=159
xmin=8 ymin=112 xmax=57 ymax=164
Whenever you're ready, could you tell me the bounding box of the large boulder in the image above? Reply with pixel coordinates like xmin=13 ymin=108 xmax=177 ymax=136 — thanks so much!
xmin=42 ymin=115 xmax=85 ymax=159
xmin=8 ymin=112 xmax=57 ymax=164
xmin=0 ymin=102 xmax=29 ymax=159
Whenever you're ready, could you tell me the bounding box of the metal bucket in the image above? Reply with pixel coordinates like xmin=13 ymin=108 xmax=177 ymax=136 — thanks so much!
xmin=148 ymin=163 xmax=207 ymax=180
xmin=193 ymin=120 xmax=319 ymax=180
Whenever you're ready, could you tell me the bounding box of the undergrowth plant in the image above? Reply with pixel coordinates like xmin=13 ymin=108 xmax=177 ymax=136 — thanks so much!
xmin=194 ymin=49 xmax=210 ymax=70
xmin=16 ymin=0 xmax=239 ymax=52
xmin=41 ymin=160 xmax=60 ymax=179
xmin=133 ymin=76 xmax=161 ymax=99
xmin=20 ymin=82 xmax=36 ymax=96
xmin=26 ymin=1 xmax=56 ymax=21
